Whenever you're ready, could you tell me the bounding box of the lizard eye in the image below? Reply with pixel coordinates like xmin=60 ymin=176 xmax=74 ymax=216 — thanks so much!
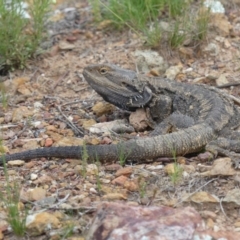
xmin=99 ymin=67 xmax=108 ymax=74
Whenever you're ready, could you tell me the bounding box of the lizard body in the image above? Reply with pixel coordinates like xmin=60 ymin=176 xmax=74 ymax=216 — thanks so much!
xmin=1 ymin=64 xmax=240 ymax=165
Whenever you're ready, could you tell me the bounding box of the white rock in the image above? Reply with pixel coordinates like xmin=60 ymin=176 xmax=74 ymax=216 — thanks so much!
xmin=30 ymin=173 xmax=38 ymax=180
xmin=132 ymin=50 xmax=168 ymax=73
xmin=89 ymin=188 xmax=98 ymax=194
xmin=165 ymin=65 xmax=182 ymax=80
xmin=34 ymin=102 xmax=44 ymax=109
xmin=203 ymin=42 xmax=220 ymax=56
xmin=204 ymin=0 xmax=225 ymax=13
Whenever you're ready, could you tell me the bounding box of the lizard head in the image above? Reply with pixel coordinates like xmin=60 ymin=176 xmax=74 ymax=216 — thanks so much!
xmin=83 ymin=64 xmax=152 ymax=110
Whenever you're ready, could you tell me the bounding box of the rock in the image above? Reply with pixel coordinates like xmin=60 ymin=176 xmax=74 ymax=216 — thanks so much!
xmin=187 ymin=191 xmax=219 ymax=203
xmin=179 ymin=47 xmax=194 ymax=59
xmin=129 ymin=108 xmax=149 ymax=131
xmin=200 ymin=158 xmax=236 ymax=176
xmin=146 ymin=164 xmax=164 ymax=170
xmin=216 ymin=74 xmax=229 ymax=86
xmin=165 ymin=65 xmax=183 ymax=80
xmin=203 ymin=42 xmax=220 ymax=56
xmin=210 ymin=13 xmax=231 ymax=37
xmin=86 ymin=164 xmax=98 ymax=175
xmin=33 ymin=101 xmax=43 ymax=110
xmin=25 ymin=161 xmax=35 ymax=169
xmin=234 ymin=221 xmax=240 ymax=227
xmin=82 ymin=119 xmax=97 ymax=130
xmin=132 ymin=50 xmax=168 ymax=73
xmin=112 ymin=175 xmax=128 ymax=186
xmin=44 ymin=138 xmax=53 ymax=147
xmin=204 ymin=0 xmax=225 ymax=13
xmin=11 ymin=106 xmax=34 ymax=122
xmin=164 ymin=163 xmax=183 ymax=175
xmin=90 ymin=119 xmax=134 ymax=134
xmin=115 ymin=167 xmax=133 ymax=177
xmin=182 ymin=164 xmax=195 ymax=173
xmin=33 ymin=175 xmax=54 ymax=185
xmin=17 ymin=84 xmax=32 ymax=96
xmin=232 ymin=21 xmax=240 ymax=37
xmin=104 ymin=164 xmax=122 ymax=171
xmin=124 ymin=180 xmax=138 ymax=191
xmin=102 ymin=193 xmax=127 ymax=200
xmin=101 ymin=136 xmax=112 ymax=144
xmin=30 ymin=173 xmax=38 ymax=180
xmin=59 ymin=41 xmax=75 ymax=50
xmin=35 ymin=196 xmax=56 ymax=207
xmin=223 ymin=189 xmax=240 ymax=205
xmin=22 ymin=140 xmax=39 ymax=150
xmin=200 ymin=210 xmax=217 ymax=220
xmin=0 ymin=231 xmax=3 ymax=239
xmin=164 ymin=163 xmax=175 ymax=175
xmin=86 ymin=202 xmax=203 ymax=240
xmin=22 ymin=188 xmax=46 ymax=202
xmin=92 ymin=102 xmax=115 ymax=116
xmin=7 ymin=160 xmax=25 ymax=166
xmin=159 ymin=21 xmax=170 ymax=31
xmin=206 ymin=218 xmax=215 ymax=229
xmin=26 ymin=212 xmax=61 ymax=236
xmin=89 ymin=188 xmax=98 ymax=194
xmin=201 ymin=230 xmax=240 ymax=239
xmin=11 ymin=77 xmax=29 ymax=92
xmin=56 ymin=137 xmax=84 ymax=146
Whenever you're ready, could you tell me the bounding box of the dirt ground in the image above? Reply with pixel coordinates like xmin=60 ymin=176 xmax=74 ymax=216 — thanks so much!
xmin=1 ymin=0 xmax=240 ymax=239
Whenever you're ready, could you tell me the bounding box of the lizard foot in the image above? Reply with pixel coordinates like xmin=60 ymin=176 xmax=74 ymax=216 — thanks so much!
xmin=205 ymin=137 xmax=240 ymax=168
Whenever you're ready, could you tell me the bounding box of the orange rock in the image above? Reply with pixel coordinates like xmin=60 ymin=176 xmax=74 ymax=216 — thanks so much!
xmin=26 ymin=212 xmax=61 ymax=236
xmin=124 ymin=180 xmax=138 ymax=191
xmin=112 ymin=175 xmax=128 ymax=186
xmin=45 ymin=138 xmax=53 ymax=147
xmin=105 ymin=164 xmax=122 ymax=171
xmin=22 ymin=187 xmax=46 ymax=201
xmin=115 ymin=167 xmax=133 ymax=177
xmin=25 ymin=161 xmax=36 ymax=169
xmin=102 ymin=193 xmax=127 ymax=200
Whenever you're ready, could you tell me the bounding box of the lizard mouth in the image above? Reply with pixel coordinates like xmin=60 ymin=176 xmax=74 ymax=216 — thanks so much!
xmin=102 ymin=85 xmax=152 ymax=110
xmin=83 ymin=64 xmax=153 ymax=110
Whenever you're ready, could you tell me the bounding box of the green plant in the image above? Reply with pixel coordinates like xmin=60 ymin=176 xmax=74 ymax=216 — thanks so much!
xmin=143 ymin=22 xmax=162 ymax=47
xmin=0 ymin=83 xmax=8 ymax=108
xmin=0 ymin=154 xmax=27 ymax=236
xmin=169 ymin=161 xmax=183 ymax=184
xmin=169 ymin=20 xmax=186 ymax=49
xmin=89 ymin=0 xmax=210 ymax=49
xmin=0 ymin=0 xmax=51 ymax=71
xmin=168 ymin=149 xmax=183 ymax=185
xmin=138 ymin=176 xmax=147 ymax=199
xmin=117 ymin=142 xmax=131 ymax=166
xmin=160 ymin=143 xmax=183 ymax=185
xmin=95 ymin=155 xmax=102 ymax=192
xmin=195 ymin=8 xmax=210 ymax=41
xmin=81 ymin=141 xmax=89 ymax=178
xmin=88 ymin=0 xmax=102 ymax=22
xmin=101 ymin=0 xmax=162 ymax=30
xmin=165 ymin=0 xmax=188 ymax=18
xmin=61 ymin=223 xmax=75 ymax=239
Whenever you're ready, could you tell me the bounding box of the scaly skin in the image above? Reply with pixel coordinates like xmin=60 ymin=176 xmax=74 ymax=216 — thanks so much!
xmin=1 ymin=64 xmax=240 ymax=165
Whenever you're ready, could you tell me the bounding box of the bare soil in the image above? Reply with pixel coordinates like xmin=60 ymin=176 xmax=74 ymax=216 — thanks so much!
xmin=1 ymin=0 xmax=240 ymax=239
